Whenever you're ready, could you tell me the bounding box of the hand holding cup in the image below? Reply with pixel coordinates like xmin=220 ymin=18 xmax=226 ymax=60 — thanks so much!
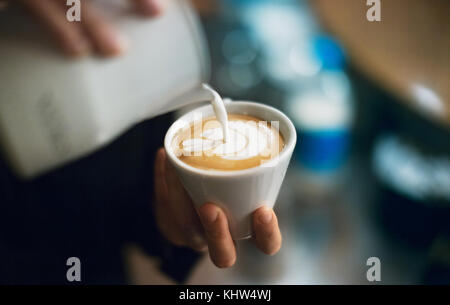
xmin=153 ymin=148 xmax=282 ymax=268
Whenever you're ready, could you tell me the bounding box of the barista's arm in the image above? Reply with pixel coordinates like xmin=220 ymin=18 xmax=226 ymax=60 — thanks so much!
xmin=15 ymin=0 xmax=162 ymax=57
xmin=154 ymin=148 xmax=282 ymax=269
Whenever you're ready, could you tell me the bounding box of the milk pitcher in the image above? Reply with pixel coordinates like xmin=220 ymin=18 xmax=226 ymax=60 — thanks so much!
xmin=0 ymin=0 xmax=210 ymax=178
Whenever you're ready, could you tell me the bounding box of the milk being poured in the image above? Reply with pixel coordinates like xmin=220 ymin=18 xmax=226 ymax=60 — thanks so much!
xmin=202 ymin=84 xmax=229 ymax=142
xmin=176 ymin=84 xmax=284 ymax=166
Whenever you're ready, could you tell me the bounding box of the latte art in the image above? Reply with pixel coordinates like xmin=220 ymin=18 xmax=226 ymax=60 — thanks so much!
xmin=172 ymin=114 xmax=285 ymax=171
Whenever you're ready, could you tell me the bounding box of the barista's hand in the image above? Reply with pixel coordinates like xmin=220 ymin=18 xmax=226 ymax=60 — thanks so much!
xmin=16 ymin=0 xmax=162 ymax=57
xmin=154 ymin=148 xmax=282 ymax=268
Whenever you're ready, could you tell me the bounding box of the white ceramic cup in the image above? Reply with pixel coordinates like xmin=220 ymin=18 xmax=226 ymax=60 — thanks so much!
xmin=164 ymin=101 xmax=297 ymax=240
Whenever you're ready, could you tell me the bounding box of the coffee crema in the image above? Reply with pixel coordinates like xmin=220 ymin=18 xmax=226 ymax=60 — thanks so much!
xmin=172 ymin=114 xmax=285 ymax=171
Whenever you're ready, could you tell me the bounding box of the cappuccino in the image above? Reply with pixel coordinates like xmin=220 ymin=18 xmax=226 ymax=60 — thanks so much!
xmin=171 ymin=114 xmax=285 ymax=171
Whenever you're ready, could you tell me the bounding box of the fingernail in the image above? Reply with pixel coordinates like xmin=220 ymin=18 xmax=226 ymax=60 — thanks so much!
xmin=259 ymin=209 xmax=273 ymax=224
xmin=201 ymin=208 xmax=219 ymax=225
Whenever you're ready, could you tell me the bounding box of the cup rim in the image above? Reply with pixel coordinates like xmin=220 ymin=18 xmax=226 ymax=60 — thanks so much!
xmin=164 ymin=101 xmax=297 ymax=177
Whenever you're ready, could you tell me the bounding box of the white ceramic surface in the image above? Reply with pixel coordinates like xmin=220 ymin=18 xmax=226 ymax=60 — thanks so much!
xmin=164 ymin=101 xmax=297 ymax=240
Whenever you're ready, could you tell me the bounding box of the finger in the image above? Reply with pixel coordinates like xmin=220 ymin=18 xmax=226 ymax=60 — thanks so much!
xmin=252 ymin=206 xmax=282 ymax=255
xmin=198 ymin=203 xmax=236 ymax=268
xmin=153 ymin=148 xmax=185 ymax=246
xmin=80 ymin=1 xmax=128 ymax=57
xmin=18 ymin=0 xmax=90 ymax=57
xmin=164 ymin=155 xmax=206 ymax=251
xmin=131 ymin=0 xmax=163 ymax=16
xmin=154 ymin=148 xmax=168 ymax=205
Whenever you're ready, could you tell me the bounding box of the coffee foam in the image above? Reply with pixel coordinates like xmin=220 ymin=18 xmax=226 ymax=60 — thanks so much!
xmin=172 ymin=114 xmax=284 ymax=171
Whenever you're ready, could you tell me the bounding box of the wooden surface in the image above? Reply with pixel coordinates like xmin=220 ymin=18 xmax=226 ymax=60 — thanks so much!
xmin=312 ymin=0 xmax=450 ymax=128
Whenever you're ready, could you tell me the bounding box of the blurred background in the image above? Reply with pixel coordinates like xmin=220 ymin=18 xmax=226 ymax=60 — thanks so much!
xmin=173 ymin=0 xmax=450 ymax=285
xmin=1 ymin=0 xmax=449 ymax=285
